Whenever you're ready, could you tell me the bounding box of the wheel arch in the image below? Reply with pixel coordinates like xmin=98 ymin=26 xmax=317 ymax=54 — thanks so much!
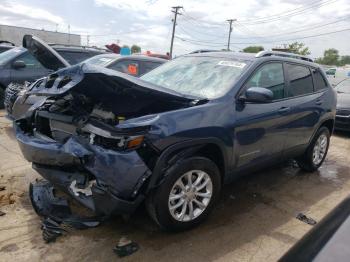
xmin=146 ymin=138 xmax=229 ymax=193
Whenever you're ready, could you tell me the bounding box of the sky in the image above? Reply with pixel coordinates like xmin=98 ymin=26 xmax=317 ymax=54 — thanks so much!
xmin=0 ymin=0 xmax=350 ymax=58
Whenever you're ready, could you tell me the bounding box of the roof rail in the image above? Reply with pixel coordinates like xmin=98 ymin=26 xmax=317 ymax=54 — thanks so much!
xmin=255 ymin=51 xmax=313 ymax=62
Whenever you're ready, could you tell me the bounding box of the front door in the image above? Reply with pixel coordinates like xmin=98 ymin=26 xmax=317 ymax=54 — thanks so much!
xmin=10 ymin=52 xmax=50 ymax=84
xmin=234 ymin=62 xmax=290 ymax=168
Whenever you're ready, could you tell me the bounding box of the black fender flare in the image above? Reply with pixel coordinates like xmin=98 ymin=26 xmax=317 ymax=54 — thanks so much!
xmin=146 ymin=137 xmax=229 ymax=193
xmin=308 ymin=117 xmax=335 ymax=146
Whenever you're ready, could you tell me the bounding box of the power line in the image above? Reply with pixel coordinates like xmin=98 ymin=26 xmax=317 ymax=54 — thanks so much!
xmin=239 ymin=0 xmax=324 ymax=22
xmin=239 ymin=0 xmax=338 ymax=25
xmin=180 ymin=0 xmax=338 ymax=27
xmin=235 ymin=15 xmax=350 ymax=39
xmin=176 ymin=27 xmax=350 ymax=46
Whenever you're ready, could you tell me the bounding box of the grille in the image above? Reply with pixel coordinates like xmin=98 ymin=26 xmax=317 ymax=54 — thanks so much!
xmin=4 ymin=83 xmax=26 ymax=114
xmin=336 ymin=109 xmax=350 ymax=116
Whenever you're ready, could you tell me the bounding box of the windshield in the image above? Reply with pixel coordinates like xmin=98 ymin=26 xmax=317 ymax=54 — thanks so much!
xmin=0 ymin=47 xmax=23 ymax=66
xmin=140 ymin=56 xmax=249 ymax=99
xmin=336 ymin=79 xmax=350 ymax=94
xmin=84 ymin=55 xmax=118 ymax=67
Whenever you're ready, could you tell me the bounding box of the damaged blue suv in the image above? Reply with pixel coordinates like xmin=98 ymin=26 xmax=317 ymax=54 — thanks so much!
xmin=15 ymin=48 xmax=336 ymax=231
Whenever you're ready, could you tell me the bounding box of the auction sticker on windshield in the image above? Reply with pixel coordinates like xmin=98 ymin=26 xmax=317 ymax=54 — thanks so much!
xmin=217 ymin=61 xmax=246 ymax=68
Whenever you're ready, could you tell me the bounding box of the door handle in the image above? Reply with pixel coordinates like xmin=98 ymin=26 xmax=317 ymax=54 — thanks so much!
xmin=278 ymin=107 xmax=291 ymax=114
xmin=316 ymin=99 xmax=323 ymax=105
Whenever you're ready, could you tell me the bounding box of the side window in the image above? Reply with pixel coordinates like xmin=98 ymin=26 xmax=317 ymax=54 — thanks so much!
xmin=17 ymin=52 xmax=44 ymax=69
xmin=312 ymin=68 xmax=328 ymax=91
xmin=108 ymin=60 xmax=139 ymax=76
xmin=286 ymin=64 xmax=313 ymax=97
xmin=246 ymin=63 xmax=285 ymax=100
xmin=325 ymin=68 xmax=336 ymax=76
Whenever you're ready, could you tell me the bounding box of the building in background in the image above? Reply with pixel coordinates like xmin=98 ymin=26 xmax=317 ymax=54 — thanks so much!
xmin=0 ymin=24 xmax=81 ymax=46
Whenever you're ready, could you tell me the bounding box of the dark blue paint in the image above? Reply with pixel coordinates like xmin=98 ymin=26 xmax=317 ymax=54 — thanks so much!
xmin=15 ymin=53 xmax=337 ymax=215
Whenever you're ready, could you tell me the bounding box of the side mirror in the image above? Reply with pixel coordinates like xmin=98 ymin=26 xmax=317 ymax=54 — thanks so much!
xmin=240 ymin=87 xmax=273 ymax=103
xmin=12 ymin=60 xmax=26 ymax=69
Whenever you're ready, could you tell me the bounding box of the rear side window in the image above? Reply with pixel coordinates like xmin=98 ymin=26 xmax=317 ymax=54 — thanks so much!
xmin=57 ymin=51 xmax=95 ymax=65
xmin=246 ymin=63 xmax=285 ymax=100
xmin=286 ymin=64 xmax=313 ymax=97
xmin=312 ymin=68 xmax=328 ymax=91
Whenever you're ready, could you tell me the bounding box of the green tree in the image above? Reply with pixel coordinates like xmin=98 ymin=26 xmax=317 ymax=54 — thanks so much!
xmin=243 ymin=46 xmax=264 ymax=53
xmin=339 ymin=55 xmax=350 ymax=66
xmin=285 ymin=42 xmax=310 ymax=55
xmin=131 ymin=44 xmax=141 ymax=54
xmin=318 ymin=48 xmax=339 ymax=65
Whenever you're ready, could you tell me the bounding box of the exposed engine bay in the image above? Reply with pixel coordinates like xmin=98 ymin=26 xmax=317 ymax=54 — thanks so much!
xmin=15 ymin=64 xmax=203 ymax=220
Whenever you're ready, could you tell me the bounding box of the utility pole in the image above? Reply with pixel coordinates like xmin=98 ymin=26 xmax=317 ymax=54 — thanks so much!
xmin=169 ymin=6 xmax=183 ymax=58
xmin=226 ymin=19 xmax=236 ymax=51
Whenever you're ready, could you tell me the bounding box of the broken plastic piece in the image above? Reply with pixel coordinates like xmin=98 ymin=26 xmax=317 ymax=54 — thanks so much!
xmin=41 ymin=217 xmax=67 ymax=243
xmin=296 ymin=213 xmax=317 ymax=225
xmin=113 ymin=237 xmax=139 ymax=257
xmin=69 ymin=180 xmax=94 ymax=197
xmin=30 ymin=180 xmax=102 ymax=243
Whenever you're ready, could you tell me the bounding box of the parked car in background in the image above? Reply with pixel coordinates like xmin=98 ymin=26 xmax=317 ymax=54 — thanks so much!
xmin=335 ymin=78 xmax=350 ymax=131
xmin=6 ymin=38 xmax=167 ymax=119
xmin=2 ymin=35 xmax=109 ymax=110
xmin=325 ymin=67 xmax=350 ymax=86
xmin=15 ymin=51 xmax=336 ymax=231
xmin=0 ymin=41 xmax=15 ymax=53
xmin=84 ymin=53 xmax=166 ymax=77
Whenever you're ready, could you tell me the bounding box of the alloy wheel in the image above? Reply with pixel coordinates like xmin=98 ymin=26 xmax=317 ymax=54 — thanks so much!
xmin=168 ymin=170 xmax=213 ymax=222
xmin=312 ymin=134 xmax=328 ymax=166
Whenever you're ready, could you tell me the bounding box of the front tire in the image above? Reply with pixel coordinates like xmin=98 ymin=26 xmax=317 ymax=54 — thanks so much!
xmin=146 ymin=157 xmax=221 ymax=231
xmin=296 ymin=126 xmax=330 ymax=172
xmin=0 ymin=87 xmax=4 ymax=109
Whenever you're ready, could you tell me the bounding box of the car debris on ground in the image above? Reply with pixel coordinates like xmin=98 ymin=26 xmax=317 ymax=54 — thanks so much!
xmin=296 ymin=213 xmax=317 ymax=225
xmin=113 ymin=236 xmax=140 ymax=258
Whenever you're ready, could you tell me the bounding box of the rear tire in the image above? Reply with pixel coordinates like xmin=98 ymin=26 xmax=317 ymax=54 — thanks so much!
xmin=296 ymin=126 xmax=330 ymax=172
xmin=146 ymin=157 xmax=221 ymax=231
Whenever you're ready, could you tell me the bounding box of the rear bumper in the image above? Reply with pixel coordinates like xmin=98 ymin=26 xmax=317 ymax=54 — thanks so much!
xmin=335 ymin=115 xmax=350 ymax=131
xmin=15 ymin=122 xmax=151 ymax=216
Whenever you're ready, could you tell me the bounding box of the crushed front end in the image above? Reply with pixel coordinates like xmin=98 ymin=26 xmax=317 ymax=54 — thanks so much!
xmin=15 ymin=64 xmax=195 ymax=217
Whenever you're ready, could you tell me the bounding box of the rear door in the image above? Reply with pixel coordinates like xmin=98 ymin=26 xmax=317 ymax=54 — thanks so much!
xmin=282 ymin=63 xmax=323 ymax=154
xmin=234 ymin=62 xmax=290 ymax=168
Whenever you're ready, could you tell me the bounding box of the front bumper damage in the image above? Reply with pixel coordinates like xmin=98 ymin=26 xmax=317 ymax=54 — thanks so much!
xmin=15 ymin=122 xmax=151 ymax=216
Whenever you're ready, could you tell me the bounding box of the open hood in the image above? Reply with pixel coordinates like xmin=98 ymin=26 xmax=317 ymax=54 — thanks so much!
xmin=23 ymin=35 xmax=70 ymax=71
xmin=28 ymin=64 xmax=201 ymax=118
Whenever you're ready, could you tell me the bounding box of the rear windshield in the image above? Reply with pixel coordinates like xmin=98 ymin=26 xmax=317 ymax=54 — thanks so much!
xmin=56 ymin=51 xmax=102 ymax=65
xmin=0 ymin=47 xmax=23 ymax=66
xmin=141 ymin=56 xmax=249 ymax=99
xmin=84 ymin=55 xmax=118 ymax=67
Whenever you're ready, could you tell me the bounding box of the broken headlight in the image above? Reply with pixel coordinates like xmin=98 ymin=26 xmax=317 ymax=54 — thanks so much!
xmin=90 ymin=134 xmax=144 ymax=151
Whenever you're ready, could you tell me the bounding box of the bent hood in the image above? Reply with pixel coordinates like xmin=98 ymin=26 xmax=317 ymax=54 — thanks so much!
xmin=23 ymin=35 xmax=70 ymax=71
xmin=27 ymin=63 xmax=201 ymax=117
